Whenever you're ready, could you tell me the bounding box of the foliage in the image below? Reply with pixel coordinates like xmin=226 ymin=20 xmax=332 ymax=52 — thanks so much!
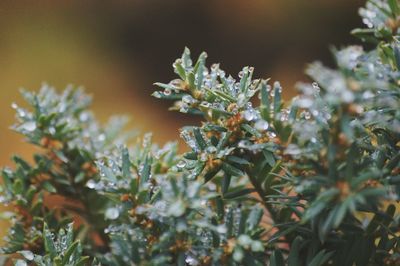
xmin=1 ymin=0 xmax=400 ymax=265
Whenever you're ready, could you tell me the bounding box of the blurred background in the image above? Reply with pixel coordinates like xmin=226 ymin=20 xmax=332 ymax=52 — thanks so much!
xmin=0 ymin=0 xmax=364 ymax=242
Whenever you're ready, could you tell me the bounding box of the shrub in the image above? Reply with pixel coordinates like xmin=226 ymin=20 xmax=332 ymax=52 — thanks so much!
xmin=1 ymin=0 xmax=400 ymax=265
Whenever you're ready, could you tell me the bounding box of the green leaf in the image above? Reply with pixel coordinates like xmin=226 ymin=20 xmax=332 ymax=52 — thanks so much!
xmin=193 ymin=128 xmax=207 ymax=151
xmin=12 ymin=156 xmax=31 ymax=171
xmin=260 ymin=81 xmax=271 ymax=121
xmin=182 ymin=47 xmax=192 ymax=69
xmin=42 ymin=181 xmax=57 ymax=193
xmin=273 ymin=82 xmax=282 ymax=116
xmin=351 ymin=28 xmax=378 ymax=43
xmin=222 ymin=162 xmax=245 ymax=177
xmin=75 ymin=256 xmax=90 ymax=266
xmin=13 ymin=179 xmax=24 ymax=195
xmin=193 ymin=52 xmax=207 ymax=74
xmin=222 ymin=174 xmax=231 ymax=194
xmin=43 ymin=223 xmax=57 ymax=259
xmin=333 ymin=200 xmax=349 ymax=228
xmin=187 ymin=72 xmax=195 ymax=89
xmin=287 ymin=236 xmax=303 ymax=266
xmin=61 ymin=241 xmax=79 ymax=265
xmin=308 ymin=250 xmax=334 ymax=266
xmin=204 ymin=165 xmax=221 ymax=183
xmin=140 ymin=156 xmax=152 ymax=185
xmin=121 ymin=147 xmax=131 ymax=178
xmin=226 ymin=208 xmax=234 ymax=238
xmin=65 ymin=223 xmax=74 ymax=247
xmin=241 ymin=124 xmax=262 ymax=137
xmin=174 ymin=60 xmax=186 ymax=80
xmin=388 ymin=0 xmax=400 ymax=16
xmin=239 ymin=67 xmax=249 ymax=93
xmin=183 ymin=151 xmax=198 ymax=160
xmin=216 ymin=131 xmax=232 ymax=151
xmin=192 ymin=161 xmax=206 ymax=179
xmin=98 ymin=164 xmax=117 ymax=182
xmin=246 ymin=207 xmax=263 ymax=231
xmin=263 ymin=150 xmax=276 ymax=167
xmin=393 ymin=45 xmax=400 ymax=70
xmin=223 ymin=188 xmax=255 ymax=200
xmin=288 ymin=105 xmax=298 ymax=122
xmin=153 ymin=82 xmax=178 ymax=91
xmin=226 ymin=156 xmax=251 ymax=165
xmin=270 ymin=250 xmax=285 ymax=266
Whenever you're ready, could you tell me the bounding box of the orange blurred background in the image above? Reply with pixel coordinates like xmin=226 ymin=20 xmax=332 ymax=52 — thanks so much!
xmin=0 ymin=0 xmax=364 ymax=243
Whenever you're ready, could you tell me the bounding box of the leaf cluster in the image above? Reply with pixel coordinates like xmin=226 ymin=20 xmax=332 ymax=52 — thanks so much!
xmin=1 ymin=0 xmax=400 ymax=265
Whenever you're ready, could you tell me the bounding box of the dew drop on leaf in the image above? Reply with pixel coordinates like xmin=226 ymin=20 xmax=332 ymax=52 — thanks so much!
xmin=105 ymin=207 xmax=120 ymax=220
xmin=19 ymin=250 xmax=34 ymax=261
xmin=177 ymin=160 xmax=187 ymax=168
xmin=21 ymin=121 xmax=37 ymax=132
xmin=254 ymin=120 xmax=269 ymax=131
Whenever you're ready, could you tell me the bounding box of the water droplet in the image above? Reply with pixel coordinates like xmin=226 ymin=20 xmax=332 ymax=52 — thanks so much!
xmin=238 ymin=140 xmax=248 ymax=148
xmin=237 ymin=93 xmax=246 ymax=106
xmin=254 ymin=120 xmax=269 ymax=131
xmin=152 ymin=91 xmax=162 ymax=98
xmin=216 ymin=225 xmax=227 ymax=234
xmin=183 ymin=95 xmax=196 ymax=104
xmin=176 ymin=220 xmax=188 ymax=232
xmin=200 ymin=101 xmax=211 ymax=108
xmin=285 ymin=144 xmax=302 ymax=156
xmin=273 ymin=81 xmax=282 ymax=93
xmin=238 ymin=234 xmax=252 ymax=247
xmin=243 ymin=110 xmax=255 ymax=121
xmin=15 ymin=260 xmax=27 ymax=266
xmin=212 ymin=102 xmax=224 ymax=110
xmin=180 ymin=103 xmax=189 ymax=113
xmin=211 ymin=63 xmax=219 ymax=71
xmin=49 ymin=127 xmax=56 ymax=135
xmin=233 ymin=248 xmax=244 ymax=262
xmin=296 ymin=98 xmax=313 ymax=108
xmin=164 ymin=89 xmax=172 ymax=96
xmin=362 ymin=18 xmax=373 ymax=28
xmin=0 ymin=196 xmax=7 ymax=204
xmin=86 ymin=180 xmax=96 ymax=189
xmin=98 ymin=134 xmax=106 ymax=142
xmin=251 ymin=241 xmax=264 ymax=252
xmin=17 ymin=109 xmax=27 ymax=118
xmin=363 ymin=91 xmax=374 ymax=99
xmin=19 ymin=250 xmax=34 ymax=261
xmin=270 ymin=89 xmax=275 ymax=97
xmin=79 ymin=112 xmax=89 ymax=121
xmin=105 ymin=207 xmax=120 ymax=220
xmin=206 ymin=146 xmax=217 ymax=154
xmin=341 ymin=90 xmax=355 ymax=103
xmin=177 ymin=160 xmax=187 ymax=168
xmin=185 ymin=254 xmax=199 ymax=266
xmin=199 ymin=153 xmax=208 ymax=162
xmin=21 ymin=121 xmax=36 ymax=132
xmin=168 ymin=199 xmax=186 ymax=217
